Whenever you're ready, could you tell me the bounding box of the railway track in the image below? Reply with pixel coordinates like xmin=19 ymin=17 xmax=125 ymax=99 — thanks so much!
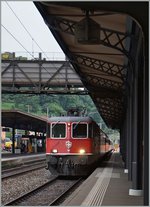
xmin=4 ymin=176 xmax=83 ymax=206
xmin=49 ymin=177 xmax=83 ymax=206
xmin=2 ymin=161 xmax=46 ymax=179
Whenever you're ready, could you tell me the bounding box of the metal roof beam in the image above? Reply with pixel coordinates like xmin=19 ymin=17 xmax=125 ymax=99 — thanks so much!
xmin=47 ymin=16 xmax=131 ymax=56
xmin=72 ymin=54 xmax=127 ymax=81
xmin=85 ymin=74 xmax=124 ymax=90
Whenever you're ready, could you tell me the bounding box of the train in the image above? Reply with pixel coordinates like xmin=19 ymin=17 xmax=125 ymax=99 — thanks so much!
xmin=46 ymin=108 xmax=114 ymax=176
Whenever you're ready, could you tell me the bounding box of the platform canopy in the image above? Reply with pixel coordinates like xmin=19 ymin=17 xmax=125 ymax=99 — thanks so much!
xmin=34 ymin=2 xmax=147 ymax=129
xmin=2 ymin=110 xmax=47 ymax=133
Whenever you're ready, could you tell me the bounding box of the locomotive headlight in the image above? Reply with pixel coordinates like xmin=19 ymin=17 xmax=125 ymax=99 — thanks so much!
xmin=79 ymin=149 xmax=85 ymax=154
xmin=52 ymin=149 xmax=58 ymax=153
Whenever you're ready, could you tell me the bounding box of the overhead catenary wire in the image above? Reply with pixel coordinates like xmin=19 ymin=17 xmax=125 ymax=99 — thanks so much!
xmin=5 ymin=1 xmax=50 ymax=60
xmin=2 ymin=24 xmax=66 ymax=83
xmin=2 ymin=24 xmax=34 ymax=59
xmin=3 ymin=1 xmax=67 ymax=83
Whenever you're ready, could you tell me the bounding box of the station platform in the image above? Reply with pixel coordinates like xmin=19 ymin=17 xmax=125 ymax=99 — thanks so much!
xmin=1 ymin=152 xmax=45 ymax=159
xmin=62 ymin=152 xmax=143 ymax=206
xmin=1 ymin=152 xmax=46 ymax=169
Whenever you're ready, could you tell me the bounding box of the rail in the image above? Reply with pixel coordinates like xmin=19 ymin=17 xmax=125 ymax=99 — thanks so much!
xmin=4 ymin=176 xmax=83 ymax=206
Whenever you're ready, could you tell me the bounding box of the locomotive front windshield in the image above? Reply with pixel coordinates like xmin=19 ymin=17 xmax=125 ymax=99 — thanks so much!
xmin=72 ymin=123 xmax=88 ymax=138
xmin=51 ymin=123 xmax=66 ymax=138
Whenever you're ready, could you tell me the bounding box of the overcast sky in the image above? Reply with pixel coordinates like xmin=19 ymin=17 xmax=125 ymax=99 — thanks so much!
xmin=1 ymin=1 xmax=64 ymax=59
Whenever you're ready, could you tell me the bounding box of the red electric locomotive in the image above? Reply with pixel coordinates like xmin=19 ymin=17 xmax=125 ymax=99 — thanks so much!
xmin=46 ymin=108 xmax=113 ymax=176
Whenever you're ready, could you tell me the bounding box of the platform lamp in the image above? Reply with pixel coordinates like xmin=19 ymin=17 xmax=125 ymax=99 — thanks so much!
xmin=74 ymin=10 xmax=100 ymax=44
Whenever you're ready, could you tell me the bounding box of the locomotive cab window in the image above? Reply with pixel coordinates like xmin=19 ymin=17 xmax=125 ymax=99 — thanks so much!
xmin=88 ymin=123 xmax=93 ymax=138
xmin=51 ymin=123 xmax=66 ymax=138
xmin=72 ymin=123 xmax=88 ymax=138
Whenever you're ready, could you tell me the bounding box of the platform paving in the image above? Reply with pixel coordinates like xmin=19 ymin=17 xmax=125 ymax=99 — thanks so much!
xmin=62 ymin=152 xmax=143 ymax=206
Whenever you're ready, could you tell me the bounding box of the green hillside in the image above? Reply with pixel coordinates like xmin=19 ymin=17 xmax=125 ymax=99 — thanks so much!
xmin=2 ymin=94 xmax=119 ymax=138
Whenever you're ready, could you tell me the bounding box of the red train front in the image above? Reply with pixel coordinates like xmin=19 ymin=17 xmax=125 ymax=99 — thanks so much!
xmin=46 ymin=109 xmax=113 ymax=176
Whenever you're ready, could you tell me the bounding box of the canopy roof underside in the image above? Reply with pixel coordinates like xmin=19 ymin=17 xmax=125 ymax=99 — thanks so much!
xmin=34 ymin=2 xmax=145 ymax=129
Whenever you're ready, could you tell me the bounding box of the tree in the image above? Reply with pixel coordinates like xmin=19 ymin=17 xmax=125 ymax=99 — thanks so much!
xmin=48 ymin=103 xmax=65 ymax=116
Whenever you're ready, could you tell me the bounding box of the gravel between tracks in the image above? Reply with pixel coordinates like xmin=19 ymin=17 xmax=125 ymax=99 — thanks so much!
xmin=1 ymin=168 xmax=55 ymax=205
